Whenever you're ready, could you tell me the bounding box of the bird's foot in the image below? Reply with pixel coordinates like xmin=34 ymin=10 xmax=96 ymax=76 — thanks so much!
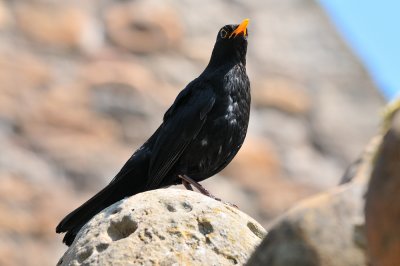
xmin=182 ymin=180 xmax=194 ymax=191
xmin=201 ymin=192 xmax=238 ymax=209
xmin=179 ymin=175 xmax=238 ymax=208
xmin=222 ymin=201 xmax=239 ymax=209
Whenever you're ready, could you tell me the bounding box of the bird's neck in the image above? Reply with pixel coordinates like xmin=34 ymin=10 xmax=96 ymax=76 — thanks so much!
xmin=205 ymin=45 xmax=247 ymax=71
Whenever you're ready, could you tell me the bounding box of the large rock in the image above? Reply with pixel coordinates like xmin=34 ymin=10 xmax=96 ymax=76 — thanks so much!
xmin=246 ymin=135 xmax=382 ymax=266
xmin=58 ymin=189 xmax=265 ymax=266
xmin=246 ymin=182 xmax=368 ymax=266
xmin=365 ymin=102 xmax=400 ymax=266
xmin=0 ymin=0 xmax=385 ymax=264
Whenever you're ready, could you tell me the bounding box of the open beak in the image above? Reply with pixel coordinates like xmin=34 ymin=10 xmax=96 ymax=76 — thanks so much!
xmin=230 ymin=18 xmax=249 ymax=38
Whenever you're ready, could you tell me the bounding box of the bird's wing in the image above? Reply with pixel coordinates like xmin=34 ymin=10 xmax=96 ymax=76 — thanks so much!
xmin=147 ymin=85 xmax=215 ymax=188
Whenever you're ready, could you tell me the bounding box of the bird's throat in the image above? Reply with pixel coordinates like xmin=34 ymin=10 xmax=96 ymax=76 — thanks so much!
xmin=206 ymin=41 xmax=247 ymax=71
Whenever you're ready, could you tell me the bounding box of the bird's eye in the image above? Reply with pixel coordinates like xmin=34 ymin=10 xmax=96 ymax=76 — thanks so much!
xmin=220 ymin=29 xmax=228 ymax=39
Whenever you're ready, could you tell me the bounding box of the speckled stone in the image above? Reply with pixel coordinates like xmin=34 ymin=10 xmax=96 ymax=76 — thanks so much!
xmin=58 ymin=189 xmax=265 ymax=266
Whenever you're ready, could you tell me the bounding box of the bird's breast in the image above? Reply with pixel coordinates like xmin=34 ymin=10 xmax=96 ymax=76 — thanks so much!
xmin=177 ymin=65 xmax=250 ymax=179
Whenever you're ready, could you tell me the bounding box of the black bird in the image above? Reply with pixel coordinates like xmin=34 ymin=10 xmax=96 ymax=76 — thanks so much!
xmin=56 ymin=19 xmax=251 ymax=246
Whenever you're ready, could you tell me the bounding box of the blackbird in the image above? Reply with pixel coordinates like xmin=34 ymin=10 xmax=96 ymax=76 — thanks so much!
xmin=56 ymin=19 xmax=251 ymax=246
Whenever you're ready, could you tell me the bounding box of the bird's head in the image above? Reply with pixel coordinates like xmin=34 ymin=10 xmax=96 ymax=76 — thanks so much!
xmin=207 ymin=19 xmax=249 ymax=69
xmin=216 ymin=19 xmax=249 ymax=42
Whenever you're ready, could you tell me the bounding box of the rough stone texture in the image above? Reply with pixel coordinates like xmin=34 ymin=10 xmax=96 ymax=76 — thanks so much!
xmin=58 ymin=189 xmax=265 ymax=266
xmin=247 ymin=182 xmax=368 ymax=266
xmin=246 ymin=135 xmax=384 ymax=266
xmin=0 ymin=0 xmax=384 ymax=265
xmin=365 ymin=103 xmax=400 ymax=266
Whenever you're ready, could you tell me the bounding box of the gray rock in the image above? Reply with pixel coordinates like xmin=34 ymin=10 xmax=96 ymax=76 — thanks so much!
xmin=246 ymin=181 xmax=370 ymax=266
xmin=248 ymin=183 xmax=366 ymax=266
xmin=246 ymin=129 xmax=383 ymax=266
xmin=58 ymin=189 xmax=265 ymax=266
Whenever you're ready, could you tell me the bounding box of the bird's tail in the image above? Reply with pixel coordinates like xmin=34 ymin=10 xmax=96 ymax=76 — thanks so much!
xmin=56 ymin=154 xmax=149 ymax=246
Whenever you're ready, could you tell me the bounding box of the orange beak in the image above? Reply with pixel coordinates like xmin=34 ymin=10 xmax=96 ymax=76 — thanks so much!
xmin=230 ymin=18 xmax=249 ymax=38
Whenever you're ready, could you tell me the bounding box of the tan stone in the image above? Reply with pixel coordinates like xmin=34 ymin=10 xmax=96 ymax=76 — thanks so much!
xmin=79 ymin=59 xmax=174 ymax=105
xmin=0 ymin=51 xmax=52 ymax=123
xmin=0 ymin=51 xmax=51 ymax=89
xmin=59 ymin=189 xmax=265 ymax=266
xmin=0 ymin=1 xmax=11 ymax=29
xmin=223 ymin=136 xmax=282 ymax=180
xmin=253 ymin=79 xmax=311 ymax=114
xmin=223 ymin=136 xmax=317 ymax=220
xmin=247 ymin=181 xmax=368 ymax=266
xmin=15 ymin=3 xmax=101 ymax=51
xmin=0 ymin=173 xmax=84 ymax=266
xmin=105 ymin=1 xmax=183 ymax=53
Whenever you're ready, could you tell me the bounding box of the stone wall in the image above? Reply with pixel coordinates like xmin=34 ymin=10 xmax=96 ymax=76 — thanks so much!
xmin=0 ymin=0 xmax=383 ymax=265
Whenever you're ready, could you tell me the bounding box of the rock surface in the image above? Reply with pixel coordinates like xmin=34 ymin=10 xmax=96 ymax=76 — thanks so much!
xmin=59 ymin=189 xmax=265 ymax=266
xmin=365 ymin=103 xmax=400 ymax=266
xmin=246 ymin=134 xmax=384 ymax=266
xmin=246 ymin=181 xmax=368 ymax=266
xmin=245 ymin=102 xmax=400 ymax=266
xmin=0 ymin=0 xmax=384 ymax=265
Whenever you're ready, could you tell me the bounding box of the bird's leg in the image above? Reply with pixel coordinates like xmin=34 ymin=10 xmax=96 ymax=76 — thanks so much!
xmin=179 ymin=175 xmax=238 ymax=208
xmin=179 ymin=175 xmax=221 ymax=201
xmin=182 ymin=180 xmax=193 ymax=191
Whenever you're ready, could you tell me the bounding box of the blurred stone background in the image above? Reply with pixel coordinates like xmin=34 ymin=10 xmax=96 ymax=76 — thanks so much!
xmin=0 ymin=0 xmax=384 ymax=265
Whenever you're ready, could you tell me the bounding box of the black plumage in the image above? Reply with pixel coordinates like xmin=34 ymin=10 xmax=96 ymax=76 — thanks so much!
xmin=56 ymin=19 xmax=251 ymax=246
